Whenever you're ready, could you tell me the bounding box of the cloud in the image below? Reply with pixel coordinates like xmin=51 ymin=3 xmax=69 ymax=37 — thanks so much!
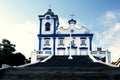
xmin=106 ymin=11 xmax=116 ymax=20
xmin=57 ymin=17 xmax=120 ymax=62
xmin=59 ymin=17 xmax=82 ymax=29
xmin=0 ymin=21 xmax=38 ymax=59
xmin=96 ymin=23 xmax=120 ymax=47
xmin=13 ymin=21 xmax=38 ymax=58
xmin=59 ymin=17 xmax=69 ymax=29
xmin=98 ymin=11 xmax=119 ymax=27
xmin=1 ymin=12 xmax=120 ymax=62
xmin=95 ymin=11 xmax=120 ymax=61
xmin=59 ymin=17 xmax=120 ymax=62
xmin=114 ymin=23 xmax=120 ymax=32
xmin=0 ymin=16 xmax=82 ymax=59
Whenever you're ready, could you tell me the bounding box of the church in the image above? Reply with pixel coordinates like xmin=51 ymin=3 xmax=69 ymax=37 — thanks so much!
xmin=31 ymin=9 xmax=111 ymax=64
xmin=1 ymin=9 xmax=119 ymax=80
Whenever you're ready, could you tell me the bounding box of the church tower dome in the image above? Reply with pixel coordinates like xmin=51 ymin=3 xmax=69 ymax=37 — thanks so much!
xmin=46 ymin=9 xmax=54 ymax=16
xmin=68 ymin=19 xmax=76 ymax=24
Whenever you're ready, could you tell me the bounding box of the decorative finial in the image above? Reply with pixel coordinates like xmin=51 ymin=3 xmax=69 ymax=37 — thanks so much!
xmin=70 ymin=13 xmax=75 ymax=19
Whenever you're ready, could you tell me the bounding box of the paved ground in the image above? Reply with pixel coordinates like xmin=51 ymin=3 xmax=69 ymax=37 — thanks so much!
xmin=0 ymin=67 xmax=120 ymax=80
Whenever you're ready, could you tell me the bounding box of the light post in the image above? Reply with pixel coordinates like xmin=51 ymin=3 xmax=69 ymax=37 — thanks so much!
xmin=68 ymin=29 xmax=74 ymax=59
xmin=68 ymin=14 xmax=75 ymax=59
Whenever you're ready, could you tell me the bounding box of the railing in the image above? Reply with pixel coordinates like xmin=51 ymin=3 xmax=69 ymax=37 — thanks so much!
xmin=37 ymin=51 xmax=43 ymax=54
xmin=32 ymin=50 xmax=52 ymax=55
xmin=45 ymin=51 xmax=51 ymax=54
xmin=32 ymin=50 xmax=42 ymax=54
xmin=31 ymin=50 xmax=53 ymax=62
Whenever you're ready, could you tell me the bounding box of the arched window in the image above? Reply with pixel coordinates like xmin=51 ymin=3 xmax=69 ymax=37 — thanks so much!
xmin=45 ymin=22 xmax=51 ymax=31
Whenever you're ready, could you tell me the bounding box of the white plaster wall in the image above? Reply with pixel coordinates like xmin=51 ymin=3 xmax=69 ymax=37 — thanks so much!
xmin=55 ymin=37 xmax=90 ymax=56
xmin=91 ymin=52 xmax=106 ymax=57
xmin=56 ymin=25 xmax=89 ymax=34
xmin=31 ymin=53 xmax=37 ymax=63
xmin=41 ymin=38 xmax=44 ymax=50
xmin=87 ymin=37 xmax=90 ymax=52
xmin=57 ymin=50 xmax=65 ymax=55
xmin=74 ymin=37 xmax=80 ymax=47
xmin=68 ymin=49 xmax=77 ymax=55
xmin=40 ymin=36 xmax=90 ymax=56
xmin=80 ymin=38 xmax=88 ymax=47
xmin=108 ymin=52 xmax=111 ymax=63
xmin=42 ymin=38 xmax=53 ymax=48
xmin=41 ymin=37 xmax=53 ymax=55
xmin=64 ymin=37 xmax=70 ymax=47
xmin=91 ymin=51 xmax=111 ymax=64
xmin=80 ymin=50 xmax=88 ymax=55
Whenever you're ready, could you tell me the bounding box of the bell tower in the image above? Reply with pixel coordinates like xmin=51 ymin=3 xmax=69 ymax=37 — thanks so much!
xmin=38 ymin=9 xmax=59 ymax=51
xmin=38 ymin=9 xmax=59 ymax=35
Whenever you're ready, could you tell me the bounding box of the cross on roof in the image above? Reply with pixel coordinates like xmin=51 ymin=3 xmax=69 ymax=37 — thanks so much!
xmin=70 ymin=14 xmax=75 ymax=19
xmin=49 ymin=4 xmax=51 ymax=9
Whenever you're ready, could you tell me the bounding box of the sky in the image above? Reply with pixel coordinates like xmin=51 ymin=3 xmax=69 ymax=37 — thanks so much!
xmin=0 ymin=0 xmax=120 ymax=62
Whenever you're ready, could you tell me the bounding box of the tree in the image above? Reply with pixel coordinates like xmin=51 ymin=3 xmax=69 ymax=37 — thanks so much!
xmin=0 ymin=39 xmax=26 ymax=67
xmin=0 ymin=39 xmax=15 ymax=65
xmin=11 ymin=52 xmax=26 ymax=66
xmin=26 ymin=57 xmax=31 ymax=63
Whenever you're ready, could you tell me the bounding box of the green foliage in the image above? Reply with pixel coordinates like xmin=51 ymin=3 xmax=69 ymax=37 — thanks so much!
xmin=0 ymin=39 xmax=26 ymax=67
xmin=10 ymin=52 xmax=26 ymax=66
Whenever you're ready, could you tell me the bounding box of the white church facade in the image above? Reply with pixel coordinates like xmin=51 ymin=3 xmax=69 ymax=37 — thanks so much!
xmin=31 ymin=9 xmax=111 ymax=64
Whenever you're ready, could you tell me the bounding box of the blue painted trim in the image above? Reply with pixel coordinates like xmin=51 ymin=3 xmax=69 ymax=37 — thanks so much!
xmin=92 ymin=51 xmax=106 ymax=53
xmin=44 ymin=38 xmax=50 ymax=39
xmin=54 ymin=18 xmax=57 ymax=34
xmin=89 ymin=36 xmax=92 ymax=51
xmin=101 ymin=51 xmax=106 ymax=52
xmin=73 ymin=37 xmax=76 ymax=39
xmin=38 ymin=9 xmax=59 ymax=18
xmin=44 ymin=44 xmax=50 ymax=46
xmin=46 ymin=15 xmax=50 ymax=20
xmin=43 ymin=47 xmax=51 ymax=50
xmin=80 ymin=37 xmax=86 ymax=39
xmin=67 ymin=46 xmax=77 ymax=49
xmin=80 ymin=44 xmax=87 ymax=46
xmin=58 ymin=44 xmax=64 ymax=46
xmin=91 ymin=52 xmax=97 ymax=54
xmin=57 ymin=47 xmax=66 ymax=50
xmin=79 ymin=47 xmax=88 ymax=49
xmin=38 ymin=38 xmax=42 ymax=51
xmin=39 ymin=19 xmax=42 ymax=34
xmin=38 ymin=34 xmax=93 ymax=37
xmin=58 ymin=37 xmax=64 ymax=39
xmin=71 ymin=44 xmax=76 ymax=47
xmin=53 ymin=38 xmax=56 ymax=56
xmin=38 ymin=19 xmax=42 ymax=52
xmin=68 ymin=19 xmax=76 ymax=24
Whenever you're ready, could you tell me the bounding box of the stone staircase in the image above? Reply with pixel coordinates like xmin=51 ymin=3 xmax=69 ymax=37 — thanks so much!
xmin=27 ymin=56 xmax=110 ymax=67
xmin=0 ymin=67 xmax=120 ymax=80
xmin=0 ymin=56 xmax=120 ymax=80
